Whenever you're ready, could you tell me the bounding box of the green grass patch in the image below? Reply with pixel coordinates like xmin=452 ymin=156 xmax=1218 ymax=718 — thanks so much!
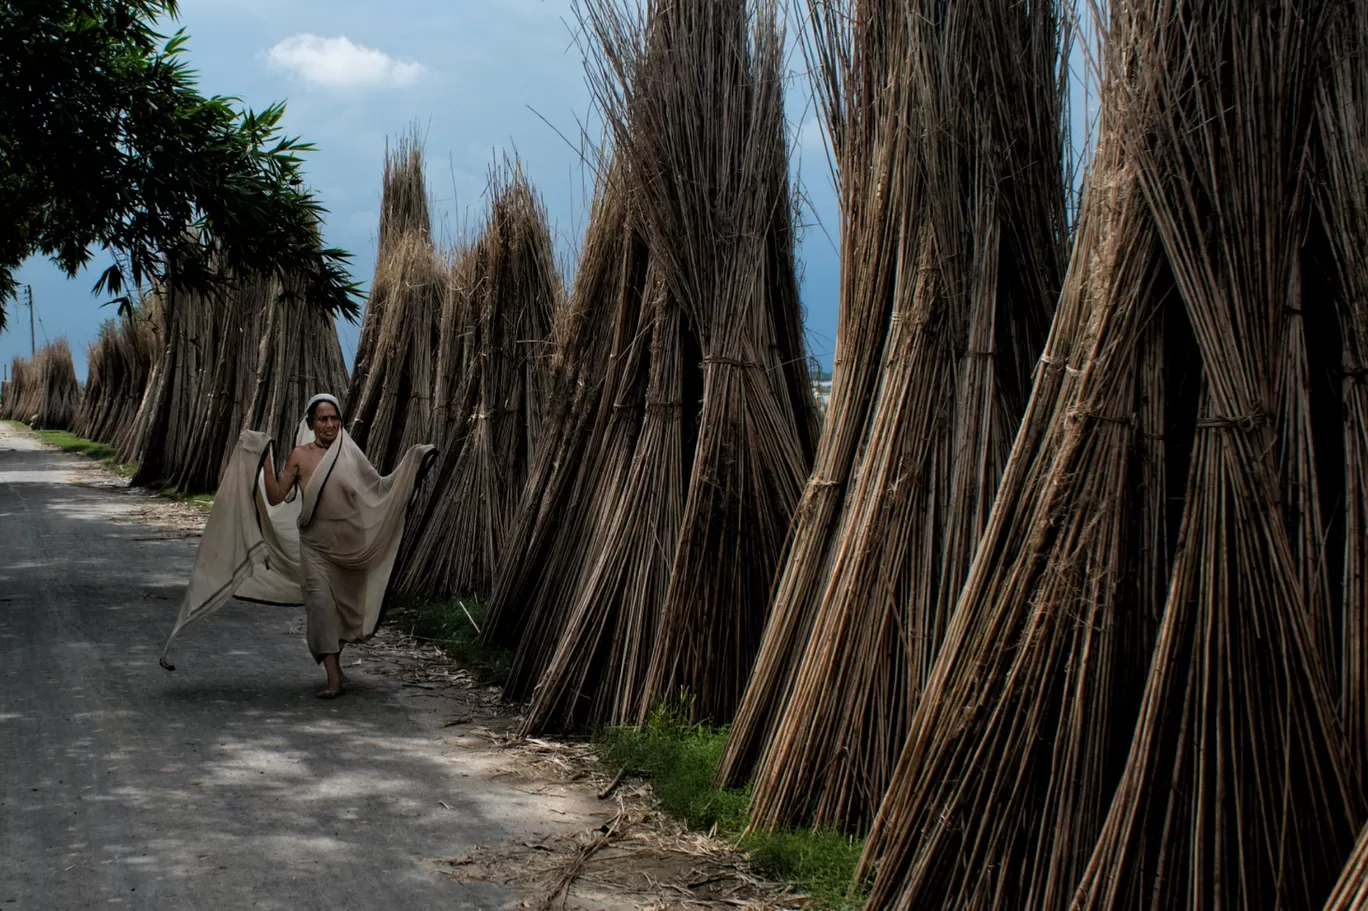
xmin=157 ymin=486 xmax=215 ymax=511
xmin=15 ymin=426 xmax=213 ymax=508
xmin=598 ymin=703 xmax=867 ymax=910
xmin=382 ymin=594 xmax=513 ymax=685
xmin=600 ymin=704 xmax=751 ymax=830
xmin=32 ymin=428 xmax=138 ymax=477
xmin=10 ymin=424 xmax=213 ymax=500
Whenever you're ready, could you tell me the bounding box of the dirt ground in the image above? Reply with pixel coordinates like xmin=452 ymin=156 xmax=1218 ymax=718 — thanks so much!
xmin=32 ymin=429 xmax=802 ymax=911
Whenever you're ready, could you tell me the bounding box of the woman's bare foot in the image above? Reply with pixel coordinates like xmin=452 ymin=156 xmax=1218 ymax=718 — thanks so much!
xmin=318 ymin=653 xmax=344 ymax=699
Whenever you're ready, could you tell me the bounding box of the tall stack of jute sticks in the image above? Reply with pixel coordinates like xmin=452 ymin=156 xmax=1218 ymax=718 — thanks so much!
xmin=74 ymin=309 xmax=158 ymax=449
xmin=443 ymin=164 xmax=634 ymax=659
xmin=746 ymin=0 xmax=1366 ymax=907
xmin=714 ymin=0 xmax=926 ymax=795
xmin=478 ymin=159 xmax=659 ymax=704
xmin=608 ymin=0 xmax=820 ymax=723
xmin=160 ymin=269 xmax=349 ymax=492
xmin=165 ymin=276 xmax=276 ymax=493
xmin=116 ymin=267 xmax=348 ymax=494
xmin=121 ymin=279 xmax=222 ymax=488
xmin=1 ymin=340 xmax=80 ymax=430
xmin=717 ymin=0 xmax=1067 ymax=840
xmin=344 ymin=131 xmax=441 ymax=474
xmin=479 ymin=0 xmax=818 ymax=732
xmin=492 ymin=168 xmax=683 ymax=727
xmin=1060 ymin=1 xmax=1363 ymax=904
xmin=1321 ymin=0 xmax=1368 ymax=796
xmin=243 ymin=273 xmax=352 ymax=455
xmin=397 ymin=160 xmax=560 ymax=596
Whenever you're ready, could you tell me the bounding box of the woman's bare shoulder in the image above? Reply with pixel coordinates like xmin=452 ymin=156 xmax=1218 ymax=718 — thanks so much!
xmin=291 ymin=444 xmax=328 ymax=471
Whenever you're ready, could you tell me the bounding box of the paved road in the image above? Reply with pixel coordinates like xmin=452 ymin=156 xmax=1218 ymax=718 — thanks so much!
xmin=0 ymin=430 xmax=510 ymax=910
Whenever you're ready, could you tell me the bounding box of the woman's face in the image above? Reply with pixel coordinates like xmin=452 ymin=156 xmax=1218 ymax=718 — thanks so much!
xmin=312 ymin=402 xmax=341 ymax=446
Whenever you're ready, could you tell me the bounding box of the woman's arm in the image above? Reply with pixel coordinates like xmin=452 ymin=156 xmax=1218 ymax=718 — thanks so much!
xmin=262 ymin=447 xmax=299 ymax=506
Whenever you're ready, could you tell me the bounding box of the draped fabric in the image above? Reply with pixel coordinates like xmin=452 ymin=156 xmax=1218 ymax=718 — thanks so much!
xmin=160 ymin=420 xmax=434 ymax=669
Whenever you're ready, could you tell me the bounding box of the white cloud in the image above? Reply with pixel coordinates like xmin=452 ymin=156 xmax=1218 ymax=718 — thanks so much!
xmin=794 ymin=115 xmax=831 ymax=158
xmin=266 ymin=34 xmax=424 ymax=89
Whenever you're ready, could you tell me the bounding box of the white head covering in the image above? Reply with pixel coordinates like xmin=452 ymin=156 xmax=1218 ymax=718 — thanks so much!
xmin=297 ymin=393 xmax=342 ymax=447
xmin=305 ymin=393 xmax=341 ymax=419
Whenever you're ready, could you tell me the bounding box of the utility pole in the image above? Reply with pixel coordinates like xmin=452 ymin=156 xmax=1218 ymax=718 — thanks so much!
xmin=24 ymin=285 xmax=35 ymax=356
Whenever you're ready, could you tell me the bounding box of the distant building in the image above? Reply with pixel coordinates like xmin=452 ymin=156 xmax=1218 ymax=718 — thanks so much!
xmin=812 ymin=378 xmax=832 ymax=416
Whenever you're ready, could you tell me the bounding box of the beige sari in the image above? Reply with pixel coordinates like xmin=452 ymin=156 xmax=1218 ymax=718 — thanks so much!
xmin=159 ymin=422 xmax=434 ymax=669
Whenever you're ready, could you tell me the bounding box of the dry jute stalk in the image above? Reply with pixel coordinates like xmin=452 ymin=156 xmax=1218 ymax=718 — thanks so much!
xmin=580 ymin=0 xmax=816 ymax=725
xmin=728 ymin=0 xmax=1067 ymax=837
xmin=74 ymin=310 xmax=156 ymax=445
xmin=1 ymin=340 xmax=80 ymax=431
xmin=397 ymin=161 xmax=559 ymax=598
xmin=345 ymin=128 xmax=441 ymax=474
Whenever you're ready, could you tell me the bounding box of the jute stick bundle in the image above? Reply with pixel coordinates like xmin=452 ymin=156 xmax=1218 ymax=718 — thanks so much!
xmin=1070 ymin=2 xmax=1362 ymax=905
xmin=243 ymin=274 xmax=350 ymax=455
xmin=718 ymin=0 xmax=922 ymax=784
xmin=397 ymin=162 xmax=559 ymax=596
xmin=74 ymin=309 xmax=157 ymax=446
xmin=344 ymin=237 xmax=440 ymax=474
xmin=428 ymin=241 xmax=480 ymax=456
xmin=860 ymin=2 xmax=1365 ymax=908
xmin=496 ymin=181 xmax=663 ymax=702
xmin=518 ymin=266 xmax=687 ymax=731
xmin=350 ymin=128 xmax=431 ymax=400
xmin=579 ymin=0 xmax=817 ymax=725
xmin=169 ymin=277 xmax=271 ymax=493
xmin=479 ymin=166 xmax=638 ymax=656
xmin=124 ymin=282 xmax=219 ymax=487
xmin=855 ymin=131 xmax=1173 ymax=908
xmin=1317 ymin=0 xmax=1368 ymax=778
xmin=1 ymin=341 xmax=80 ymax=430
xmin=345 ymin=132 xmax=440 ymax=473
xmin=725 ymin=0 xmax=1067 ymax=833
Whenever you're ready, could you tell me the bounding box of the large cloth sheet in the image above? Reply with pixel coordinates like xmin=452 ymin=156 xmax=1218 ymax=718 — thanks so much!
xmin=159 ymin=425 xmax=434 ymax=669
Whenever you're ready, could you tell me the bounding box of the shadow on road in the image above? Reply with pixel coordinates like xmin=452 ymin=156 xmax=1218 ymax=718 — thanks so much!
xmin=2 ymin=442 xmax=517 ymax=910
